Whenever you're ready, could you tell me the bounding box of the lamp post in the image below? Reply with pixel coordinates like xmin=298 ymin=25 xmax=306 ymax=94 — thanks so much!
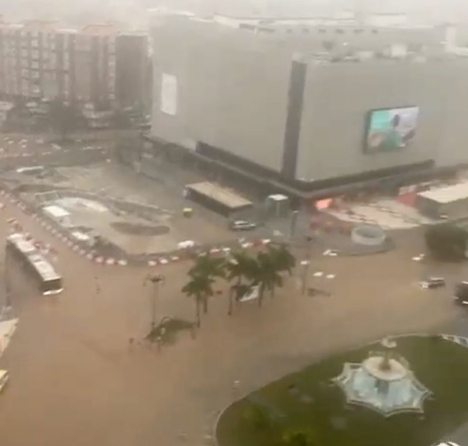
xmin=290 ymin=210 xmax=299 ymax=239
xmin=301 ymin=236 xmax=313 ymax=296
xmin=4 ymin=248 xmax=11 ymax=310
xmin=144 ymin=273 xmax=165 ymax=332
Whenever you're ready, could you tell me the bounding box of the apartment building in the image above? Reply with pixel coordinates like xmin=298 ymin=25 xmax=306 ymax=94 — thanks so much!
xmin=0 ymin=20 xmax=149 ymax=117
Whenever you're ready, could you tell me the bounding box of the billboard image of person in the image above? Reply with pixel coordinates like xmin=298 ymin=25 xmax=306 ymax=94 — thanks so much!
xmin=365 ymin=106 xmax=419 ymax=153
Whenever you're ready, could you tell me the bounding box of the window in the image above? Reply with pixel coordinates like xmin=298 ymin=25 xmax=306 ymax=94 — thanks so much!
xmin=336 ymin=29 xmax=344 ymax=34
xmin=372 ymin=29 xmax=379 ymax=34
xmin=318 ymin=28 xmax=327 ymax=33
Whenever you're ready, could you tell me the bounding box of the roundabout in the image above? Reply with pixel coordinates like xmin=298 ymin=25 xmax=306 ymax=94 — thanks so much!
xmin=216 ymin=335 xmax=468 ymax=446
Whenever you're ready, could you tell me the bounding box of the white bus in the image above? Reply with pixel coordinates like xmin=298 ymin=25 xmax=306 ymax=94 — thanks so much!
xmin=6 ymin=234 xmax=63 ymax=295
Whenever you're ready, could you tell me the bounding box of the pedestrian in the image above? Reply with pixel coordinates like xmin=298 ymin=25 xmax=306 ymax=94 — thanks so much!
xmin=95 ymin=276 xmax=100 ymax=295
xmin=129 ymin=337 xmax=134 ymax=350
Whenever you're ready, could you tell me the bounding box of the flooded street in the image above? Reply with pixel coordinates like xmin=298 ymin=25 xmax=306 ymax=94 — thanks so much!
xmin=0 ymin=201 xmax=463 ymax=446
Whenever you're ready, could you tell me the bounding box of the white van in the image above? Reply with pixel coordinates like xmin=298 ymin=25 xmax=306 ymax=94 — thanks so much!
xmin=0 ymin=370 xmax=9 ymax=392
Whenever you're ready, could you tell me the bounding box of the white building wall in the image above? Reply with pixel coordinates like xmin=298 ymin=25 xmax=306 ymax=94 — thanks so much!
xmin=150 ymin=13 xmax=468 ymax=182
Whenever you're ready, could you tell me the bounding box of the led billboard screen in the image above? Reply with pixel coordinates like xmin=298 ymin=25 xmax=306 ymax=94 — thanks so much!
xmin=365 ymin=106 xmax=419 ymax=154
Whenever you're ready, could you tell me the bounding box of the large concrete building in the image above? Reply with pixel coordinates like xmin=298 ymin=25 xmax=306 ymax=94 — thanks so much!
xmin=149 ymin=12 xmax=468 ymax=196
xmin=0 ymin=20 xmax=149 ymax=113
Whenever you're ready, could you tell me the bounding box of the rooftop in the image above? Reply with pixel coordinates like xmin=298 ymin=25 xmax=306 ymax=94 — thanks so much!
xmin=28 ymin=253 xmax=60 ymax=280
xmin=0 ymin=20 xmax=143 ymax=36
xmin=417 ymin=182 xmax=468 ymax=204
xmin=186 ymin=181 xmax=252 ymax=210
xmin=150 ymin=8 xmax=437 ymax=30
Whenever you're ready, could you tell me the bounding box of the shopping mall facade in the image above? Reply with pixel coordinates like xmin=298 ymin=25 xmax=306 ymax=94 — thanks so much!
xmin=148 ymin=12 xmax=468 ymax=197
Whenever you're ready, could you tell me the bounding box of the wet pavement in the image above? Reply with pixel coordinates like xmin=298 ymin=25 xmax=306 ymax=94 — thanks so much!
xmin=0 ymin=198 xmax=464 ymax=446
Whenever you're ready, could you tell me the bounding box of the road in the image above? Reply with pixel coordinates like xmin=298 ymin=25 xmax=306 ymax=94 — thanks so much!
xmin=0 ymin=201 xmax=464 ymax=446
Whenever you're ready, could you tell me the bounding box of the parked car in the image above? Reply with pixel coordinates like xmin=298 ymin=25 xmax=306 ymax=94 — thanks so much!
xmin=229 ymin=220 xmax=257 ymax=231
xmin=0 ymin=370 xmax=9 ymax=393
xmin=420 ymin=277 xmax=446 ymax=289
xmin=454 ymin=282 xmax=468 ymax=306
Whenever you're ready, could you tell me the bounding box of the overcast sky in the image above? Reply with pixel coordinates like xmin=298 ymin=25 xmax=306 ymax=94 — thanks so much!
xmin=0 ymin=0 xmax=467 ymax=27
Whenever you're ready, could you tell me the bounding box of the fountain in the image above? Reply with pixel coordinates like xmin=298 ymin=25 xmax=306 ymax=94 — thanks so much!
xmin=333 ymin=338 xmax=432 ymax=417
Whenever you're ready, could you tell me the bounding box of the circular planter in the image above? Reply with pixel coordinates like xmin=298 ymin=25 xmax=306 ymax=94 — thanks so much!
xmin=351 ymin=224 xmax=386 ymax=246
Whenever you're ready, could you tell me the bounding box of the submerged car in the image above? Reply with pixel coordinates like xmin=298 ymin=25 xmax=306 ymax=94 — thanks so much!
xmin=420 ymin=277 xmax=446 ymax=289
xmin=229 ymin=220 xmax=257 ymax=231
xmin=455 ymin=282 xmax=468 ymax=306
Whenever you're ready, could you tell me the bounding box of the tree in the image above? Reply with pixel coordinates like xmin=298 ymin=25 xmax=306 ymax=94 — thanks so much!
xmin=189 ymin=253 xmax=225 ymax=280
xmin=181 ymin=273 xmax=215 ymax=327
xmin=251 ymin=251 xmax=283 ymax=306
xmin=49 ymin=100 xmax=79 ymax=142
xmin=188 ymin=253 xmax=225 ymax=313
xmin=268 ymin=244 xmax=296 ymax=276
xmin=282 ymin=429 xmax=317 ymax=446
xmin=225 ymin=251 xmax=256 ymax=315
xmin=425 ymin=223 xmax=468 ymax=261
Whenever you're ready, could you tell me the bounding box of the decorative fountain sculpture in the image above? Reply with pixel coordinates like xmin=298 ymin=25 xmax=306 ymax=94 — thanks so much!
xmin=333 ymin=338 xmax=432 ymax=417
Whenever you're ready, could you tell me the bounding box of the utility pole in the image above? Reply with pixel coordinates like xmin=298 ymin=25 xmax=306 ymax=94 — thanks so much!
xmin=144 ymin=274 xmax=165 ymax=332
xmin=4 ymin=248 xmax=11 ymax=310
xmin=290 ymin=210 xmax=299 ymax=239
xmin=300 ymin=236 xmax=313 ymax=296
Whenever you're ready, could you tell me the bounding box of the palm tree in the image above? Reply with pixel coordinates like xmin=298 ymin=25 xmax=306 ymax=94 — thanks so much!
xmin=188 ymin=253 xmax=225 ymax=313
xmin=181 ymin=274 xmax=215 ymax=327
xmin=225 ymin=251 xmax=255 ymax=315
xmin=282 ymin=429 xmax=317 ymax=446
xmin=269 ymin=244 xmax=296 ymax=276
xmin=189 ymin=253 xmax=225 ymax=279
xmin=252 ymin=251 xmax=283 ymax=306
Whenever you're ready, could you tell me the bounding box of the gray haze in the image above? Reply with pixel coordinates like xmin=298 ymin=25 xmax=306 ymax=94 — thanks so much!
xmin=1 ymin=0 xmax=468 ymax=28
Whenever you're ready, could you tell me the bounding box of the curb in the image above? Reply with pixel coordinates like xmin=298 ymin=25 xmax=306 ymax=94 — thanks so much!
xmin=3 ymin=190 xmax=275 ymax=268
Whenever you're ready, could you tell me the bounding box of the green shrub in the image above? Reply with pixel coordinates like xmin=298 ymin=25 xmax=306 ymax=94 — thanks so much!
xmin=425 ymin=223 xmax=468 ymax=261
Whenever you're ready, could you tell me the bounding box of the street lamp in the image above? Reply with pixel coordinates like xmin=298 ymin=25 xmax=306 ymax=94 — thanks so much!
xmin=144 ymin=273 xmax=165 ymax=332
xmin=4 ymin=247 xmax=11 ymax=310
xmin=300 ymin=236 xmax=313 ymax=296
xmin=290 ymin=210 xmax=299 ymax=239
